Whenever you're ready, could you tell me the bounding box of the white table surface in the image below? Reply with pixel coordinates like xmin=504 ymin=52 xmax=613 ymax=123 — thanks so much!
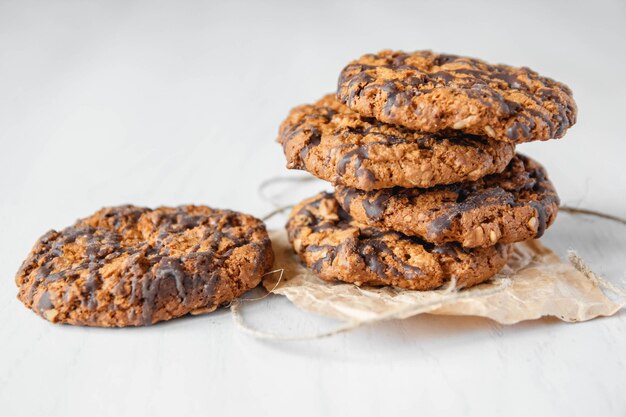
xmin=1 ymin=1 xmax=625 ymax=416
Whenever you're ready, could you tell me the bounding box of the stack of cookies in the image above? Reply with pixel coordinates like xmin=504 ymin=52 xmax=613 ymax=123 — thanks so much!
xmin=277 ymin=50 xmax=576 ymax=290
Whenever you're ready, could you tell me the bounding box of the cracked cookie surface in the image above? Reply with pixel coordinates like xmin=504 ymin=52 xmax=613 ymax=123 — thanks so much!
xmin=337 ymin=50 xmax=576 ymax=143
xmin=286 ymin=192 xmax=510 ymax=290
xmin=335 ymin=154 xmax=559 ymax=248
xmin=16 ymin=205 xmax=274 ymax=327
xmin=278 ymin=94 xmax=515 ymax=190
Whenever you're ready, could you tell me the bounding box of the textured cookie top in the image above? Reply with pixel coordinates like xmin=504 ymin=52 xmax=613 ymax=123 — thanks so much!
xmin=16 ymin=205 xmax=274 ymax=327
xmin=278 ymin=94 xmax=515 ymax=190
xmin=336 ymin=154 xmax=559 ymax=248
xmin=337 ymin=50 xmax=577 ymax=143
xmin=286 ymin=192 xmax=510 ymax=290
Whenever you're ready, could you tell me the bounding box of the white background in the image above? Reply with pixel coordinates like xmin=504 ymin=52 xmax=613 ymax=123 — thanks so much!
xmin=1 ymin=1 xmax=625 ymax=416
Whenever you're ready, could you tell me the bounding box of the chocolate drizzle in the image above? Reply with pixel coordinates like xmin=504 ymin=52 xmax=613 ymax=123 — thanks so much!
xmin=38 ymin=291 xmax=53 ymax=313
xmin=355 ymin=228 xmax=426 ymax=279
xmin=338 ymin=187 xmax=391 ymax=222
xmin=427 ymin=188 xmax=516 ymax=237
xmin=361 ymin=192 xmax=391 ymax=222
xmin=305 ymin=244 xmax=337 ymax=273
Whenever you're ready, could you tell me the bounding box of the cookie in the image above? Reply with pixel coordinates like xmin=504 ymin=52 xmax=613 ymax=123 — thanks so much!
xmin=286 ymin=192 xmax=510 ymax=290
xmin=335 ymin=154 xmax=559 ymax=248
xmin=278 ymin=94 xmax=515 ymax=190
xmin=15 ymin=205 xmax=274 ymax=327
xmin=337 ymin=50 xmax=577 ymax=143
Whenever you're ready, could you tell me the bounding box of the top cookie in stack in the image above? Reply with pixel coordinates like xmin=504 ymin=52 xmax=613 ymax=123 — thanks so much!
xmin=337 ymin=50 xmax=576 ymax=143
xmin=277 ymin=50 xmax=576 ymax=290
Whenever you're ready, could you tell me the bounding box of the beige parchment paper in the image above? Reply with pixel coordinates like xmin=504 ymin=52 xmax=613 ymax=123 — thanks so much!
xmin=262 ymin=230 xmax=624 ymax=326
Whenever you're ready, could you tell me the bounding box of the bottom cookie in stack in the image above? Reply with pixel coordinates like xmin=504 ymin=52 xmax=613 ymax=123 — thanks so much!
xmin=286 ymin=192 xmax=511 ymax=290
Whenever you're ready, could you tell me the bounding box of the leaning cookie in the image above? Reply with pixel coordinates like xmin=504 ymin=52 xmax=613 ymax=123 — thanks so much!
xmin=278 ymin=94 xmax=515 ymax=190
xmin=337 ymin=50 xmax=577 ymax=143
xmin=286 ymin=192 xmax=510 ymax=290
xmin=336 ymin=154 xmax=559 ymax=248
xmin=15 ymin=205 xmax=274 ymax=327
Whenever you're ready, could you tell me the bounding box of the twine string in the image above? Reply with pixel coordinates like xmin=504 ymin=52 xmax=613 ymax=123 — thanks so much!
xmin=231 ymin=277 xmax=511 ymax=341
xmin=262 ymin=206 xmax=293 ymax=222
xmin=258 ymin=175 xmax=318 ymax=208
xmin=559 ymin=206 xmax=626 ymax=226
xmin=567 ymin=251 xmax=626 ymax=297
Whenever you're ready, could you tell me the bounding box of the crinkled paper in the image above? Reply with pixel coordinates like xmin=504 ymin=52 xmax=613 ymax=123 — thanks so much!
xmin=264 ymin=230 xmax=623 ymax=325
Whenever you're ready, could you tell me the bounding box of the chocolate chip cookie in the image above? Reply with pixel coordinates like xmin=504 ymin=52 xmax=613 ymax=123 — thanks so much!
xmin=286 ymin=192 xmax=510 ymax=290
xmin=278 ymin=94 xmax=515 ymax=190
xmin=16 ymin=205 xmax=274 ymax=327
xmin=335 ymin=154 xmax=559 ymax=248
xmin=337 ymin=50 xmax=577 ymax=143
